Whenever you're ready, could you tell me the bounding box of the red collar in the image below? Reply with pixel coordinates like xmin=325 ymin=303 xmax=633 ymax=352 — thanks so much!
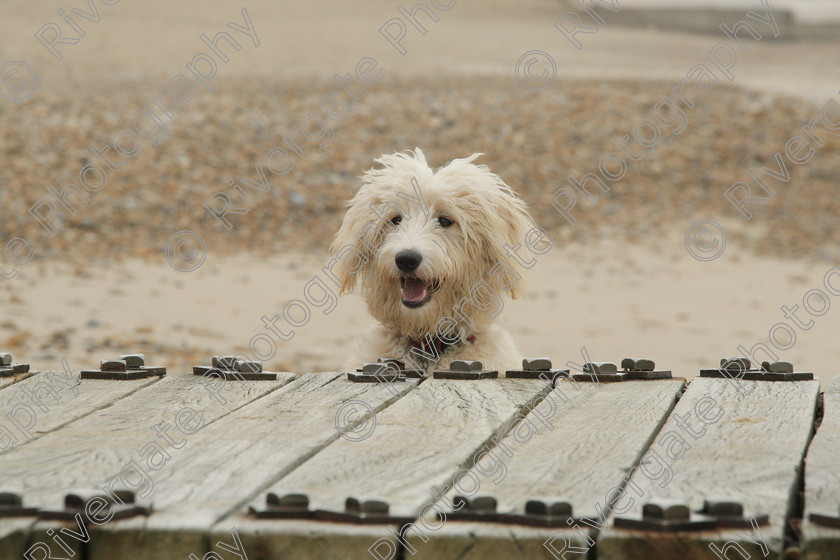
xmin=408 ymin=333 xmax=476 ymax=357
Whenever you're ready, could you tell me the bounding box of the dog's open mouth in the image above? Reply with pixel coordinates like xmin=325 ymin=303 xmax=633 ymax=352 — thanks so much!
xmin=400 ymin=277 xmax=440 ymax=308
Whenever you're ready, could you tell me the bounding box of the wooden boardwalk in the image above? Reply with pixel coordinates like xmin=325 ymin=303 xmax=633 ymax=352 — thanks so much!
xmin=0 ymin=361 xmax=836 ymax=560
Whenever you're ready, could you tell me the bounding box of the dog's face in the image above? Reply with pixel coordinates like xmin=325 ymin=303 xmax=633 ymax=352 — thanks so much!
xmin=331 ymin=149 xmax=536 ymax=338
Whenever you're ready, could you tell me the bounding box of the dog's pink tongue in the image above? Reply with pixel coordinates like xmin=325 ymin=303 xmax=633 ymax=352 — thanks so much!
xmin=402 ymin=277 xmax=428 ymax=302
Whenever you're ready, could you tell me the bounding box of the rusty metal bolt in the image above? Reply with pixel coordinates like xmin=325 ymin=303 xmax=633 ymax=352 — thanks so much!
xmin=720 ymin=357 xmax=751 ymax=371
xmin=346 ymin=497 xmax=389 ymax=515
xmin=702 ymin=498 xmax=743 ymax=517
xmin=454 ymin=495 xmax=497 ymax=512
xmin=522 ymin=358 xmax=552 ymax=371
xmin=110 ymin=487 xmax=137 ymax=505
xmin=0 ymin=487 xmax=37 ymax=515
xmin=212 ymin=356 xmax=237 ymax=369
xmin=450 ymin=360 xmax=482 ymax=372
xmin=100 ymin=360 xmax=127 ymax=372
xmin=378 ymin=358 xmax=405 ymax=370
xmin=119 ymin=354 xmax=145 ymax=369
xmin=362 ymin=363 xmax=389 ymax=375
xmin=642 ymin=500 xmax=691 ymax=521
xmin=64 ymin=488 xmax=134 ymax=510
xmin=701 ymin=498 xmax=769 ymax=528
xmin=267 ymin=492 xmax=309 ymax=510
xmin=583 ymin=362 xmax=617 ymax=374
xmin=234 ymin=360 xmax=262 ymax=373
xmin=0 ymin=488 xmax=23 ymax=508
xmin=469 ymin=496 xmax=497 ymax=512
xmin=621 ymin=358 xmax=655 ymax=371
xmin=761 ymin=361 xmax=794 ymax=373
xmin=525 ymin=498 xmax=573 ymax=517
xmin=0 ymin=353 xmax=11 ymax=366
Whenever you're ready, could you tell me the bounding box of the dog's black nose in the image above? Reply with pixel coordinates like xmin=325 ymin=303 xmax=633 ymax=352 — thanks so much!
xmin=395 ymin=250 xmax=422 ymax=273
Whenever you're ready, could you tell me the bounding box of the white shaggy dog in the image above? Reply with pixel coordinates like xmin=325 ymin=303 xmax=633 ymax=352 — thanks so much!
xmin=331 ymin=149 xmax=539 ymax=374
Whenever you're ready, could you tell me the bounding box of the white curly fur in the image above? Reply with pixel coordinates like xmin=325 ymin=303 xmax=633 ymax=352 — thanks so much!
xmin=330 ymin=149 xmax=538 ymax=374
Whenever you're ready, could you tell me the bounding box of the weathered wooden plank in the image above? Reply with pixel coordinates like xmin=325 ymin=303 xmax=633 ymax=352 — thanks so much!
xmin=210 ymin=379 xmax=550 ymax=559
xmin=802 ymin=376 xmax=840 ymax=560
xmin=404 ymin=379 xmax=685 ymax=560
xmin=0 ymin=370 xmax=35 ymax=392
xmin=598 ymin=378 xmax=819 ymax=560
xmin=0 ymin=371 xmax=159 ymax=560
xmin=0 ymin=371 xmax=297 ymax=560
xmin=257 ymin=378 xmax=552 ymax=516
xmin=88 ymin=374 xmax=419 ymax=560
xmin=208 ymin=377 xmax=553 ymax=560
xmin=0 ymin=369 xmax=158 ymax=455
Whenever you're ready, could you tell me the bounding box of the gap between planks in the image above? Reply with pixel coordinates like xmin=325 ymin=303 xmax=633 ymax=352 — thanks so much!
xmin=801 ymin=376 xmax=840 ymax=560
xmin=204 ymin=376 xmax=556 ymax=560
xmin=404 ymin=379 xmax=685 ymax=560
xmin=0 ymin=371 xmax=298 ymax=560
xmin=598 ymin=377 xmax=820 ymax=560
xmin=86 ymin=373 xmax=421 ymax=560
xmin=0 ymin=370 xmax=161 ymax=456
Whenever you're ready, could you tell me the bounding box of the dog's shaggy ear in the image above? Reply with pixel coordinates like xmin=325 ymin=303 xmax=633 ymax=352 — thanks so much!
xmin=479 ymin=184 xmax=536 ymax=300
xmin=329 ymin=188 xmax=376 ymax=295
xmin=438 ymin=154 xmax=539 ymax=299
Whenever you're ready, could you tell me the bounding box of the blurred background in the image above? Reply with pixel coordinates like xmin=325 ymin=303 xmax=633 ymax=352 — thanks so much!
xmin=0 ymin=0 xmax=839 ymax=382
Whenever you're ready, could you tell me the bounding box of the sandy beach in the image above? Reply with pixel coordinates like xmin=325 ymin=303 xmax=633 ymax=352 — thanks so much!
xmin=3 ymin=233 xmax=839 ymax=385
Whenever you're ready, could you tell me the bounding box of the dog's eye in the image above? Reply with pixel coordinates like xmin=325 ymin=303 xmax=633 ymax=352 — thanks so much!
xmin=390 ymin=216 xmax=402 ymax=226
xmin=438 ymin=216 xmax=453 ymax=228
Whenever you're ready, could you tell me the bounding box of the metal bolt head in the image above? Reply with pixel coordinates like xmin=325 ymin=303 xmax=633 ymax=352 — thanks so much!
xmin=378 ymin=358 xmax=405 ymax=370
xmin=702 ymin=499 xmax=744 ymax=517
xmin=761 ymin=361 xmax=793 ymax=373
xmin=525 ymin=498 xmax=573 ymax=517
xmin=346 ymin=497 xmax=389 ymax=515
xmin=100 ymin=360 xmax=127 ymax=373
xmin=642 ymin=500 xmax=690 ymax=521
xmin=636 ymin=359 xmax=655 ymax=371
xmin=621 ymin=358 xmax=655 ymax=371
xmin=65 ymin=489 xmax=111 ymax=509
xmin=211 ymin=356 xmax=237 ymax=369
xmin=0 ymin=353 xmax=11 ymax=366
xmin=583 ymin=362 xmax=617 ymax=374
xmin=720 ymin=357 xmax=751 ymax=371
xmin=450 ymin=360 xmax=482 ymax=372
xmin=111 ymin=487 xmax=136 ymax=504
xmin=119 ymin=354 xmax=145 ymax=369
xmin=522 ymin=358 xmax=552 ymax=371
xmin=362 ymin=363 xmax=390 ymax=375
xmin=470 ymin=496 xmax=497 ymax=512
xmin=0 ymin=488 xmax=23 ymax=507
xmin=234 ymin=360 xmax=262 ymax=373
xmin=454 ymin=495 xmax=497 ymax=512
xmin=267 ymin=492 xmax=308 ymax=510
